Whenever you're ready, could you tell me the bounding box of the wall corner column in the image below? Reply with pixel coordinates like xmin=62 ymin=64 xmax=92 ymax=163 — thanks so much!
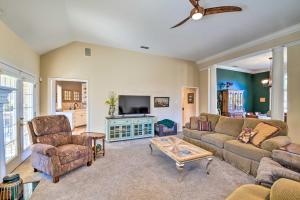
xmin=271 ymin=46 xmax=285 ymax=120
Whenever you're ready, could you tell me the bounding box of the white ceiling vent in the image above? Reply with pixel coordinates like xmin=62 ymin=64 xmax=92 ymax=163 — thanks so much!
xmin=85 ymin=48 xmax=91 ymax=56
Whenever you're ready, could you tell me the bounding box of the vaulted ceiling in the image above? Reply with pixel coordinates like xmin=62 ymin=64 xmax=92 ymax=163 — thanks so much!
xmin=0 ymin=0 xmax=300 ymax=61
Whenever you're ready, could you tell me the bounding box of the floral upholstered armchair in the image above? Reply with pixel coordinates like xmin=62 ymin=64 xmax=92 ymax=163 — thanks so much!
xmin=28 ymin=115 xmax=93 ymax=183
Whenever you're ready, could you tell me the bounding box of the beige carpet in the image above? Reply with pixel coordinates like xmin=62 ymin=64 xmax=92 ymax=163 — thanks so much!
xmin=15 ymin=138 xmax=254 ymax=200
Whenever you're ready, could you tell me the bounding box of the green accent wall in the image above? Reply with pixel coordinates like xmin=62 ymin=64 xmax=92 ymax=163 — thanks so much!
xmin=217 ymin=69 xmax=253 ymax=112
xmin=252 ymin=72 xmax=270 ymax=114
xmin=217 ymin=69 xmax=270 ymax=114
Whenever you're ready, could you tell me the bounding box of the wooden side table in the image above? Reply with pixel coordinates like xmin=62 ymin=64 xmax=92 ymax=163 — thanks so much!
xmin=81 ymin=132 xmax=105 ymax=160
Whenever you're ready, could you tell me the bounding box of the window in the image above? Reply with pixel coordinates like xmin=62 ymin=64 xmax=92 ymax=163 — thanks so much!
xmin=73 ymin=91 xmax=80 ymax=101
xmin=63 ymin=90 xmax=72 ymax=101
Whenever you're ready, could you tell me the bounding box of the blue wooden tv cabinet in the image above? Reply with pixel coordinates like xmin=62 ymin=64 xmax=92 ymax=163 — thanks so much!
xmin=105 ymin=116 xmax=155 ymax=142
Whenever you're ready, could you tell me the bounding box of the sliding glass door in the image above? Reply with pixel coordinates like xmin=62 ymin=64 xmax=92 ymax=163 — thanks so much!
xmin=1 ymin=75 xmax=18 ymax=163
xmin=0 ymin=73 xmax=36 ymax=172
xmin=22 ymin=81 xmax=35 ymax=150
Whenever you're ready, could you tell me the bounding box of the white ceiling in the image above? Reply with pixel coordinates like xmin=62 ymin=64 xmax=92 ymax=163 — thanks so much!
xmin=222 ymin=51 xmax=272 ymax=73
xmin=0 ymin=0 xmax=300 ymax=61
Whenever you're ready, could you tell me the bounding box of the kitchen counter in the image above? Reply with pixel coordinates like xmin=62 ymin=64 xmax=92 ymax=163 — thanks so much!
xmin=56 ymin=109 xmax=87 ymax=129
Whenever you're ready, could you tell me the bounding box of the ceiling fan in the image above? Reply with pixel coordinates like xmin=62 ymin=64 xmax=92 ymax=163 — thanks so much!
xmin=171 ymin=0 xmax=242 ymax=29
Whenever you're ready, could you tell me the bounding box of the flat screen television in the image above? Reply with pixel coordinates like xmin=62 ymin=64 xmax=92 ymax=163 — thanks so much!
xmin=118 ymin=95 xmax=150 ymax=115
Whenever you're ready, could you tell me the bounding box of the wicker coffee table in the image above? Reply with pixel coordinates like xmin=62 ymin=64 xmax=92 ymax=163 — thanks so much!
xmin=149 ymin=136 xmax=213 ymax=181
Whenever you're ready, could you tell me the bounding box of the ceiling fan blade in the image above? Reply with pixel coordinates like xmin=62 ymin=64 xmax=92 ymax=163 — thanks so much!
xmin=170 ymin=16 xmax=191 ymax=29
xmin=204 ymin=6 xmax=242 ymax=16
xmin=189 ymin=0 xmax=198 ymax=7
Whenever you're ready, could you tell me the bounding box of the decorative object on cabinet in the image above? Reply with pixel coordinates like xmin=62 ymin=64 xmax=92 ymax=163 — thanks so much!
xmin=105 ymin=92 xmax=118 ymax=117
xmin=187 ymin=93 xmax=194 ymax=104
xmin=106 ymin=116 xmax=155 ymax=142
xmin=154 ymin=97 xmax=169 ymax=107
xmin=220 ymin=89 xmax=244 ymax=118
xmin=219 ymin=82 xmax=234 ymax=90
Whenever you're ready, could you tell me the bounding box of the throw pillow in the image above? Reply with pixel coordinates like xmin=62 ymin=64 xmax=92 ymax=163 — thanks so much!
xmin=190 ymin=117 xmax=200 ymax=130
xmin=198 ymin=120 xmax=212 ymax=131
xmin=250 ymin=122 xmax=279 ymax=147
xmin=237 ymin=128 xmax=257 ymax=143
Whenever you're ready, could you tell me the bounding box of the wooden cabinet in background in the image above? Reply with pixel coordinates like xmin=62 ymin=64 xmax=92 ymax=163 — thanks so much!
xmin=221 ymin=89 xmax=244 ymax=118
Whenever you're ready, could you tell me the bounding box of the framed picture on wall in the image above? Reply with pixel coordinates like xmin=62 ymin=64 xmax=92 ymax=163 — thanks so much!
xmin=187 ymin=93 xmax=194 ymax=104
xmin=154 ymin=97 xmax=169 ymax=108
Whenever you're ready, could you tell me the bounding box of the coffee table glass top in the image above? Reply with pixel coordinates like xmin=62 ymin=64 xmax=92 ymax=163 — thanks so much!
xmin=22 ymin=181 xmax=39 ymax=200
xmin=151 ymin=136 xmax=213 ymax=163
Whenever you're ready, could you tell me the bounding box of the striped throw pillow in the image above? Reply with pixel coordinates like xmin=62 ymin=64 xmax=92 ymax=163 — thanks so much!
xmin=198 ymin=120 xmax=212 ymax=131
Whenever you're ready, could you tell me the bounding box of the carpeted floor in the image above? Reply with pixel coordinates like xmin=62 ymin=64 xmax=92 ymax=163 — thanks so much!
xmin=15 ymin=138 xmax=255 ymax=200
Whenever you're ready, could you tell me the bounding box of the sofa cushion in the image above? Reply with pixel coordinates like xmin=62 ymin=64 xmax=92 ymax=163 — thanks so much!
xmin=270 ymin=178 xmax=300 ymax=200
xmin=32 ymin=115 xmax=72 ymax=136
xmin=251 ymin=122 xmax=279 ymax=147
xmin=225 ymin=184 xmax=270 ymax=200
xmin=57 ymin=144 xmax=90 ymax=165
xmin=37 ymin=133 xmax=72 ymax=147
xmin=214 ymin=116 xmax=244 ymax=137
xmin=183 ymin=128 xmax=209 ymax=140
xmin=224 ymin=140 xmax=271 ymax=162
xmin=243 ymin=118 xmax=287 ymax=136
xmin=201 ymin=133 xmax=235 ymax=148
xmin=190 ymin=117 xmax=200 ymax=130
xmin=200 ymin=113 xmax=220 ymax=131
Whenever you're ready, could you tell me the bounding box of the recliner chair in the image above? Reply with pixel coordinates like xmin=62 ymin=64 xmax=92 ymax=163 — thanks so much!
xmin=28 ymin=115 xmax=93 ymax=183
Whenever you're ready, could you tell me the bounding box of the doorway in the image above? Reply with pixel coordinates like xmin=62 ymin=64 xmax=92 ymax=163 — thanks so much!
xmin=182 ymin=87 xmax=199 ymax=128
xmin=49 ymin=78 xmax=89 ymax=134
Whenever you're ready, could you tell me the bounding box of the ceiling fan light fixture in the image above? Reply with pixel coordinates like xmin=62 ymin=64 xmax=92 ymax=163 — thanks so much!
xmin=192 ymin=12 xmax=203 ymax=20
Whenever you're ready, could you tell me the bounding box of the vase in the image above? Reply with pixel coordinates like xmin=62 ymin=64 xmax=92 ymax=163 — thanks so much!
xmin=108 ymin=105 xmax=115 ymax=117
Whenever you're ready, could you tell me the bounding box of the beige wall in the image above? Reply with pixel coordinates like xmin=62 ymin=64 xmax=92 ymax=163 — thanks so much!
xmin=40 ymin=42 xmax=199 ymax=132
xmin=199 ymin=69 xmax=209 ymax=113
xmin=0 ymin=20 xmax=39 ymax=76
xmin=287 ymin=44 xmax=300 ymax=144
xmin=0 ymin=20 xmax=40 ymax=114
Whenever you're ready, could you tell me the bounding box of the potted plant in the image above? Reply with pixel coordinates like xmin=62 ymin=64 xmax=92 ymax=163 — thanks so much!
xmin=105 ymin=92 xmax=118 ymax=117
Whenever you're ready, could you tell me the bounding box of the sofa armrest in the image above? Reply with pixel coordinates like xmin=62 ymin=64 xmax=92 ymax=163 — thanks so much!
xmin=71 ymin=135 xmax=92 ymax=147
xmin=271 ymin=178 xmax=300 ymax=200
xmin=261 ymin=136 xmax=291 ymax=152
xmin=31 ymin=143 xmax=58 ymax=157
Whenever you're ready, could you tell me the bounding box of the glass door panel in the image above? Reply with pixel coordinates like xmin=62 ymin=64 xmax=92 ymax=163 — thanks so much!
xmin=0 ymin=74 xmax=18 ymax=163
xmin=22 ymin=81 xmax=34 ymax=150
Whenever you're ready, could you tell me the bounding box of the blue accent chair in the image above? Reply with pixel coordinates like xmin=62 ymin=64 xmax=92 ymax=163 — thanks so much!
xmin=154 ymin=119 xmax=177 ymax=137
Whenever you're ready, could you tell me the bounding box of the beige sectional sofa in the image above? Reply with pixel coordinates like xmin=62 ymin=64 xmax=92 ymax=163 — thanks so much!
xmin=226 ymin=178 xmax=300 ymax=200
xmin=183 ymin=113 xmax=291 ymax=176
